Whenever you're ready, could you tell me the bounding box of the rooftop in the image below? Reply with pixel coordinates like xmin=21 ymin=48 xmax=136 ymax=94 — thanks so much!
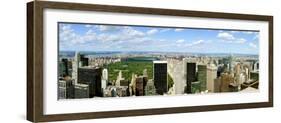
xmin=153 ymin=61 xmax=167 ymax=63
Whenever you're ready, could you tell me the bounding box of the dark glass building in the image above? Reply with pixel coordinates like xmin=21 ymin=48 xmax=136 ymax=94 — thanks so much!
xmin=74 ymin=83 xmax=89 ymax=99
xmin=198 ymin=65 xmax=207 ymax=92
xmin=136 ymin=77 xmax=144 ymax=96
xmin=78 ymin=67 xmax=102 ymax=97
xmin=80 ymin=55 xmax=89 ymax=67
xmin=250 ymin=71 xmax=259 ymax=81
xmin=186 ymin=63 xmax=196 ymax=93
xmin=153 ymin=61 xmax=168 ymax=95
xmin=59 ymin=58 xmax=71 ymax=77
xmin=191 ymin=81 xmax=201 ymax=93
xmin=143 ymin=76 xmax=148 ymax=89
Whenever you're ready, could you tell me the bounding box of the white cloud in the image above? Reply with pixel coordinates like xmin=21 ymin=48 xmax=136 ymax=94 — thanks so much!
xmin=243 ymin=31 xmax=258 ymax=34
xmin=160 ymin=28 xmax=171 ymax=32
xmin=60 ymin=24 xmax=99 ymax=45
xmin=236 ymin=38 xmax=246 ymax=44
xmin=176 ymin=39 xmax=185 ymax=43
xmin=95 ymin=25 xmax=121 ymax=32
xmin=193 ymin=40 xmax=204 ymax=45
xmin=85 ymin=25 xmax=93 ymax=28
xmin=94 ymin=26 xmax=148 ymax=43
xmin=249 ymin=42 xmax=257 ymax=48
xmin=184 ymin=40 xmax=204 ymax=47
xmin=174 ymin=28 xmax=185 ymax=32
xmin=59 ymin=24 xmax=78 ymax=43
xmin=220 ymin=38 xmax=247 ymax=44
xmin=97 ymin=33 xmax=119 ymax=42
xmin=122 ymin=26 xmax=145 ymax=37
xmin=83 ymin=29 xmax=97 ymax=41
xmin=85 ymin=26 xmax=153 ymax=50
xmin=230 ymin=31 xmax=239 ymax=33
xmin=217 ymin=32 xmax=248 ymax=44
xmin=217 ymin=32 xmax=235 ymax=40
xmin=147 ymin=29 xmax=158 ymax=35
xmin=228 ymin=30 xmax=258 ymax=35
xmin=244 ymin=32 xmax=254 ymax=34
xmin=60 ymin=24 xmax=164 ymax=49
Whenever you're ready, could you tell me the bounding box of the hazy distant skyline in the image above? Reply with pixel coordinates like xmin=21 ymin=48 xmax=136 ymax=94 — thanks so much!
xmin=59 ymin=23 xmax=259 ymax=54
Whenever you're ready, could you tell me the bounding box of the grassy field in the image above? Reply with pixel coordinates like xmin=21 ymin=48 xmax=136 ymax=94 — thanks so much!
xmin=106 ymin=61 xmax=174 ymax=88
xmin=107 ymin=61 xmax=153 ymax=82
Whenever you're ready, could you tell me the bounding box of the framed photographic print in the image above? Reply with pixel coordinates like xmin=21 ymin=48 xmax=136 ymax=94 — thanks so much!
xmin=27 ymin=0 xmax=273 ymax=122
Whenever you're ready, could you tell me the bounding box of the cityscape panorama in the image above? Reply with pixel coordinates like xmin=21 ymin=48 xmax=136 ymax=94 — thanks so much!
xmin=58 ymin=22 xmax=259 ymax=99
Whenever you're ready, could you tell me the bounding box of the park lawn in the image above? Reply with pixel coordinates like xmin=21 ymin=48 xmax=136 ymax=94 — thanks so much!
xmin=107 ymin=61 xmax=174 ymax=89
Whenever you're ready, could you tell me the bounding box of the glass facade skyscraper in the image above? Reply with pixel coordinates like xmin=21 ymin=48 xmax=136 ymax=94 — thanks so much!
xmin=153 ymin=61 xmax=168 ymax=95
xmin=186 ymin=63 xmax=196 ymax=93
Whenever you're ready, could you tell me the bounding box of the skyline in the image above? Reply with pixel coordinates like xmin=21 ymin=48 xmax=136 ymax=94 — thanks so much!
xmin=59 ymin=23 xmax=259 ymax=55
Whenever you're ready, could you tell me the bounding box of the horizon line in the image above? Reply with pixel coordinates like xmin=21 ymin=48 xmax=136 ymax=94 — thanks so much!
xmin=59 ymin=50 xmax=259 ymax=55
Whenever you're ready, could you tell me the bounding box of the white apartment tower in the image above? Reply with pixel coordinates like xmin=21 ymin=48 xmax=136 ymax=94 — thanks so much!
xmin=72 ymin=51 xmax=80 ymax=84
xmin=101 ymin=68 xmax=108 ymax=90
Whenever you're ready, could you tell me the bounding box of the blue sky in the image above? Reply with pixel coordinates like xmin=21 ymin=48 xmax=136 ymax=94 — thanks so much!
xmin=59 ymin=23 xmax=259 ymax=54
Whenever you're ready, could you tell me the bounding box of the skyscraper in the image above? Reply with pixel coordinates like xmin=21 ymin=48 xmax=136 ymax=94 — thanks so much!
xmin=116 ymin=86 xmax=129 ymax=97
xmin=74 ymin=83 xmax=89 ymax=99
xmin=59 ymin=58 xmax=70 ymax=77
xmin=143 ymin=69 xmax=148 ymax=89
xmin=198 ymin=65 xmax=207 ymax=92
xmin=115 ymin=70 xmax=125 ymax=87
xmin=129 ymin=73 xmax=137 ymax=95
xmin=72 ymin=52 xmax=80 ymax=84
xmin=214 ymin=77 xmax=221 ymax=92
xmin=101 ymin=69 xmax=108 ymax=92
xmin=234 ymin=63 xmax=242 ymax=85
xmin=153 ymin=61 xmax=168 ymax=95
xmin=207 ymin=64 xmax=218 ymax=92
xmin=80 ymin=54 xmax=89 ymax=67
xmin=220 ymin=73 xmax=234 ymax=92
xmin=136 ymin=76 xmax=144 ymax=96
xmin=191 ymin=81 xmax=201 ymax=93
xmin=78 ymin=67 xmax=102 ymax=97
xmin=228 ymin=55 xmax=234 ymax=73
xmin=186 ymin=62 xmax=196 ymax=93
xmin=58 ymin=80 xmax=67 ymax=99
xmin=58 ymin=78 xmax=75 ymax=99
xmin=250 ymin=71 xmax=259 ymax=81
xmin=253 ymin=62 xmax=259 ymax=72
xmin=145 ymin=79 xmax=156 ymax=96
xmin=102 ymin=68 xmax=108 ymax=81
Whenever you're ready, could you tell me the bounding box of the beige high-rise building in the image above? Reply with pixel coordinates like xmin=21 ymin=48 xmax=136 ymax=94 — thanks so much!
xmin=220 ymin=73 xmax=234 ymax=92
xmin=145 ymin=79 xmax=156 ymax=96
xmin=207 ymin=64 xmax=217 ymax=92
xmin=129 ymin=73 xmax=137 ymax=95
xmin=234 ymin=63 xmax=242 ymax=85
xmin=244 ymin=67 xmax=250 ymax=81
xmin=116 ymin=70 xmax=125 ymax=86
xmin=214 ymin=77 xmax=221 ymax=92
